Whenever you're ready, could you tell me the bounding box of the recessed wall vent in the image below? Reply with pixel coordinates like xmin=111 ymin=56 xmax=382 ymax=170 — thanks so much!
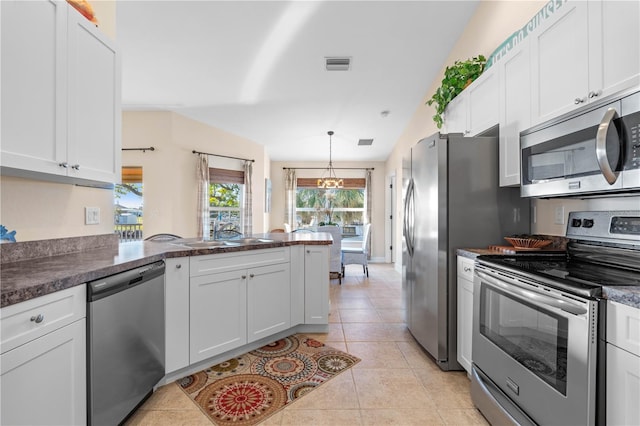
xmin=358 ymin=139 xmax=374 ymax=146
xmin=325 ymin=57 xmax=351 ymax=71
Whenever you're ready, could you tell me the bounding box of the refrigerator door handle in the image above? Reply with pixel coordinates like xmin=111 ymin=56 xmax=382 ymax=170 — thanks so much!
xmin=403 ymin=178 xmax=415 ymax=257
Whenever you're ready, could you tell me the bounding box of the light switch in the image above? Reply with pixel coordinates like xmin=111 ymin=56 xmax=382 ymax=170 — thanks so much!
xmin=85 ymin=207 xmax=100 ymax=225
xmin=554 ymin=206 xmax=565 ymax=225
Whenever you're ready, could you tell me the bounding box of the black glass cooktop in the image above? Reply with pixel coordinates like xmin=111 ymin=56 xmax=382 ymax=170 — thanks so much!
xmin=477 ymin=254 xmax=640 ymax=298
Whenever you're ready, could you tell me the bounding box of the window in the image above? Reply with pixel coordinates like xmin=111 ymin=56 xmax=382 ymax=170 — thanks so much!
xmin=209 ymin=168 xmax=244 ymax=237
xmin=115 ymin=166 xmax=143 ymax=241
xmin=295 ymin=178 xmax=365 ymax=229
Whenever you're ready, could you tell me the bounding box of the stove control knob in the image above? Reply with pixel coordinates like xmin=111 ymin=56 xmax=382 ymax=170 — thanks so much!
xmin=571 ymin=218 xmax=582 ymax=227
xmin=582 ymin=219 xmax=594 ymax=228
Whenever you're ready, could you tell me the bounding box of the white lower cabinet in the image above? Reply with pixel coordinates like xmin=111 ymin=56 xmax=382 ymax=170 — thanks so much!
xmin=457 ymin=256 xmax=474 ymax=374
xmin=247 ymin=263 xmax=291 ymax=343
xmin=304 ymin=245 xmax=329 ymax=324
xmin=165 ymin=257 xmax=190 ymax=373
xmin=190 ymin=269 xmax=248 ymax=364
xmin=606 ymin=301 xmax=640 ymax=425
xmin=1 ymin=286 xmax=86 ymax=426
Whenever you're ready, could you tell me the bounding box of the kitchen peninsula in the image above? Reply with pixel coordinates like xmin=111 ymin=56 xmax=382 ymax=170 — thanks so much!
xmin=0 ymin=232 xmax=333 ymax=424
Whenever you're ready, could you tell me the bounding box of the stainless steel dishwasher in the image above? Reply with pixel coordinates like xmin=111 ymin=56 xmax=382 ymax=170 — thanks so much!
xmin=87 ymin=260 xmax=165 ymax=426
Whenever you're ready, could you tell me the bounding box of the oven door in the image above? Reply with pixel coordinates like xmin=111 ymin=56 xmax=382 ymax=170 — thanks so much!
xmin=471 ymin=264 xmax=598 ymax=426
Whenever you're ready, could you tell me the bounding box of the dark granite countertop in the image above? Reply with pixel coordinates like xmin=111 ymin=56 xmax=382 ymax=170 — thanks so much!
xmin=0 ymin=233 xmax=332 ymax=308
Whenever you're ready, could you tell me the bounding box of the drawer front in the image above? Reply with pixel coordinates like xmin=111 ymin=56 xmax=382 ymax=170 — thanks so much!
xmin=190 ymin=247 xmax=290 ymax=277
xmin=457 ymin=256 xmax=475 ymax=281
xmin=607 ymin=301 xmax=640 ymax=356
xmin=1 ymin=285 xmax=86 ymax=354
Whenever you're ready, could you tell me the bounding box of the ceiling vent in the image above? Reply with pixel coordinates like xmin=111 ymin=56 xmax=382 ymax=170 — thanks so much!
xmin=325 ymin=57 xmax=351 ymax=71
xmin=358 ymin=139 xmax=374 ymax=146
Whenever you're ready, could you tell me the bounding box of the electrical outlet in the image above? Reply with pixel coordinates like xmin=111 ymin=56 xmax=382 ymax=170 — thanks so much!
xmin=554 ymin=206 xmax=565 ymax=225
xmin=85 ymin=207 xmax=100 ymax=225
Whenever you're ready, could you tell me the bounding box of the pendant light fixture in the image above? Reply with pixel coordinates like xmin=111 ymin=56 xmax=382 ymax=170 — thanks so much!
xmin=317 ymin=131 xmax=344 ymax=189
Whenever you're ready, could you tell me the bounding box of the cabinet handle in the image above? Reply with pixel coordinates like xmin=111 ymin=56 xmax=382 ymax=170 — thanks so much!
xmin=250 ymin=273 xmax=255 ymax=278
xmin=71 ymin=164 xmax=80 ymax=170
xmin=574 ymin=97 xmax=586 ymax=104
xmin=59 ymin=162 xmax=69 ymax=168
xmin=589 ymin=90 xmax=601 ymax=99
xmin=176 ymin=264 xmax=182 ymax=269
xmin=30 ymin=314 xmax=45 ymax=324
xmin=463 ymin=266 xmax=472 ymax=272
xmin=241 ymin=275 xmax=247 ymax=279
xmin=306 ymin=250 xmax=310 ymax=254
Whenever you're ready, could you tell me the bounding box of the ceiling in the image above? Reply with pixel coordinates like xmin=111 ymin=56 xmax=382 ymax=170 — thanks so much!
xmin=117 ymin=1 xmax=479 ymax=162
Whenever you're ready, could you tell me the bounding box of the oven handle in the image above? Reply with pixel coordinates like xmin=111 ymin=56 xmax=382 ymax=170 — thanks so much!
xmin=595 ymin=107 xmax=620 ymax=185
xmin=475 ymin=270 xmax=588 ymax=316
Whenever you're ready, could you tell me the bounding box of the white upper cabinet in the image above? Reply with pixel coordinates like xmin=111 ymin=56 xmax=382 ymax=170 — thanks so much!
xmin=530 ymin=1 xmax=590 ymax=124
xmin=67 ymin=5 xmax=121 ymax=184
xmin=466 ymin=66 xmax=499 ymax=136
xmin=1 ymin=0 xmax=121 ymax=186
xmin=531 ymin=0 xmax=640 ymax=125
xmin=443 ymin=92 xmax=468 ymax=135
xmin=498 ymin=37 xmax=531 ymax=187
xmin=587 ymin=0 xmax=640 ymax=100
xmin=443 ymin=66 xmax=498 ymax=137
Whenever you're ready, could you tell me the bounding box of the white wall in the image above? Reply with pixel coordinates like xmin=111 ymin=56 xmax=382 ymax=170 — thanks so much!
xmin=122 ymin=111 xmax=270 ymax=238
xmin=270 ymin=161 xmax=386 ymax=261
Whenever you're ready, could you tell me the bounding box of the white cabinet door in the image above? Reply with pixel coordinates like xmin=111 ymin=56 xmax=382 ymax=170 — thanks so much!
xmin=190 ymin=270 xmax=247 ymax=364
xmin=456 ymin=256 xmax=474 ymax=374
xmin=1 ymin=0 xmax=68 ymax=177
xmin=531 ymin=1 xmax=590 ymax=124
xmin=0 ymin=0 xmax=120 ymax=185
xmin=499 ymin=38 xmax=531 ymax=187
xmin=588 ymin=1 xmax=640 ymax=101
xmin=165 ymin=257 xmax=190 ymax=373
xmin=1 ymin=319 xmax=86 ymax=426
xmin=304 ymin=245 xmax=329 ymax=324
xmin=607 ymin=344 xmax=640 ymax=426
xmin=247 ymin=263 xmax=291 ymax=343
xmin=443 ymin=93 xmax=468 ymax=135
xmin=467 ymin=67 xmax=499 ymax=136
xmin=67 ymin=5 xmax=121 ymax=183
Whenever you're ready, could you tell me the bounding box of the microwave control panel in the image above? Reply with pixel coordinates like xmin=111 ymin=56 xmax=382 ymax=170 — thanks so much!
xmin=623 ymin=111 xmax=640 ymax=169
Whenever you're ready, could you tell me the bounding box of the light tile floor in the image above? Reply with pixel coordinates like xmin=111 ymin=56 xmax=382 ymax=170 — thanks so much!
xmin=127 ymin=263 xmax=489 ymax=425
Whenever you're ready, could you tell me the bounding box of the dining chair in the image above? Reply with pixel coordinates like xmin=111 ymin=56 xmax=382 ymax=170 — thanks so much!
xmin=341 ymin=223 xmax=371 ymax=278
xmin=317 ymin=225 xmax=342 ymax=284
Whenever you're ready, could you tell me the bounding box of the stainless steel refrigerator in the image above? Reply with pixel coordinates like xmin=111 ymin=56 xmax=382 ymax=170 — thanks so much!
xmin=402 ymin=132 xmax=529 ymax=371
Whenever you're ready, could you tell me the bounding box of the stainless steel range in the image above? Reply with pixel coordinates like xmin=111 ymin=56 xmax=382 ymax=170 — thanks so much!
xmin=471 ymin=210 xmax=640 ymax=426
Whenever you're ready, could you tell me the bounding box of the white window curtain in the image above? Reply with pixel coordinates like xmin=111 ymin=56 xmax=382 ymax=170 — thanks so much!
xmin=243 ymin=160 xmax=253 ymax=235
xmin=364 ymin=169 xmax=372 ymax=257
xmin=196 ymin=154 xmax=210 ymax=239
xmin=284 ymin=169 xmax=297 ymax=230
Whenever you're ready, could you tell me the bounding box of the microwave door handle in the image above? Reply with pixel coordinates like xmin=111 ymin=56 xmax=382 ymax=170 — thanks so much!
xmin=595 ymin=108 xmax=620 ymax=185
xmin=475 ymin=270 xmax=588 ymax=316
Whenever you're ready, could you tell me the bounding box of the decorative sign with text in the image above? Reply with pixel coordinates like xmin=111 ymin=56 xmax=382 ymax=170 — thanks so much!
xmin=486 ymin=0 xmax=568 ymax=68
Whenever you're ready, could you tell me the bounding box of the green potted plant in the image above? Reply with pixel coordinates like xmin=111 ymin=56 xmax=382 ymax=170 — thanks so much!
xmin=426 ymin=55 xmax=487 ymax=129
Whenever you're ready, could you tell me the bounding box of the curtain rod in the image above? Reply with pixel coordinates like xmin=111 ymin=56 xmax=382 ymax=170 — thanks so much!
xmin=192 ymin=150 xmax=255 ymax=163
xmin=282 ymin=167 xmax=374 ymax=170
xmin=122 ymin=147 xmax=155 ymax=152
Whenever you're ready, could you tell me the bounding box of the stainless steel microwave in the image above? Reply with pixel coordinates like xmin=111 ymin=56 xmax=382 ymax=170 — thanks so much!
xmin=520 ymin=88 xmax=640 ymax=198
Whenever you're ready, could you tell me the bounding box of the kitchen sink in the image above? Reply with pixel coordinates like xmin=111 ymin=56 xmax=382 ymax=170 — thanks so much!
xmin=234 ymin=238 xmax=274 ymax=244
xmin=174 ymin=240 xmax=240 ymax=248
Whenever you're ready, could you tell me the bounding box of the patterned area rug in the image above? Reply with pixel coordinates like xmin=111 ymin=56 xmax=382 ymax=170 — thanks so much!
xmin=177 ymin=334 xmax=360 ymax=425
